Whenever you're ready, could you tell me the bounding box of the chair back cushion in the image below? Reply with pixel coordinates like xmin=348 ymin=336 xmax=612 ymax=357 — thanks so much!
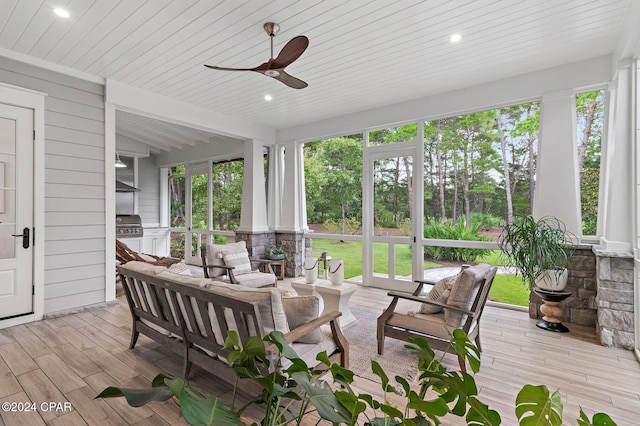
xmin=445 ymin=263 xmax=492 ymax=327
xmin=222 ymin=247 xmax=252 ymax=276
xmin=419 ymin=273 xmax=459 ymax=314
xmin=206 ymin=241 xmax=246 ymax=277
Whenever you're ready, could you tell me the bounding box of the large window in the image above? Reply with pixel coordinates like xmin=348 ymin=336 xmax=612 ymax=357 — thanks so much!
xmin=420 ymin=103 xmax=540 ymax=307
xmin=211 ymin=159 xmax=243 ymax=231
xmin=304 ymin=135 xmax=363 ymax=236
xmin=576 ymin=90 xmax=604 ymax=236
xmin=424 ymin=103 xmax=540 ymax=229
xmin=168 ymin=160 xmax=243 ymax=258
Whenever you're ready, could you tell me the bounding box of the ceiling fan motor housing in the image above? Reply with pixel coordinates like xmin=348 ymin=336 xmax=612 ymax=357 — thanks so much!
xmin=263 ymin=22 xmax=280 ymax=36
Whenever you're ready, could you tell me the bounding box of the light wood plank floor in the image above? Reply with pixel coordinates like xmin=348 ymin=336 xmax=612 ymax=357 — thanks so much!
xmin=0 ymin=281 xmax=638 ymax=425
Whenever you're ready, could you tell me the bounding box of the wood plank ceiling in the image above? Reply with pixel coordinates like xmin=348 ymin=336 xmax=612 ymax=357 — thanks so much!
xmin=0 ymin=0 xmax=634 ymax=151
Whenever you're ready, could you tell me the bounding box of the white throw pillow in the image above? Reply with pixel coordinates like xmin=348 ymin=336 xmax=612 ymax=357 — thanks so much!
xmin=221 ymin=247 xmax=252 ymax=276
xmin=206 ymin=241 xmax=246 ymax=277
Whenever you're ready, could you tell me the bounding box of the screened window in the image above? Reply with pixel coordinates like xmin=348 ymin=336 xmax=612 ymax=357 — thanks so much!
xmin=168 ymin=165 xmax=185 ymax=228
xmin=369 ymin=123 xmax=417 ymax=146
xmin=576 ymin=89 xmax=604 ymax=236
xmin=304 ymin=135 xmax=363 ymax=235
xmin=211 ymin=159 xmax=243 ymax=230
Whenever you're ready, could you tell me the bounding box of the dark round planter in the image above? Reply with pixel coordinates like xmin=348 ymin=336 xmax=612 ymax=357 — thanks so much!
xmin=268 ymin=254 xmax=285 ymax=260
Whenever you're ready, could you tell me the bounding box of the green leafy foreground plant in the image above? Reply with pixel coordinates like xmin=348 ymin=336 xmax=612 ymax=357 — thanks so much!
xmin=96 ymin=329 xmax=616 ymax=425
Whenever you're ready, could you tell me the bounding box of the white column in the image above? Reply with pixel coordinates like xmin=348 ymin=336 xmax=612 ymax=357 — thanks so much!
xmin=280 ymin=142 xmax=306 ymax=231
xmin=159 ymin=167 xmax=169 ymax=227
xmin=267 ymin=145 xmax=284 ymax=229
xmin=533 ymin=90 xmax=582 ymax=236
xmin=599 ymin=62 xmax=634 ymax=252
xmin=238 ymin=139 xmax=269 ymax=232
xmin=105 ymin=102 xmax=116 ymax=302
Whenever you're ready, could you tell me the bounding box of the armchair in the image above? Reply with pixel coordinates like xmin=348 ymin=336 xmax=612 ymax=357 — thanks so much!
xmin=200 ymin=241 xmax=277 ymax=288
xmin=377 ymin=263 xmax=497 ymax=372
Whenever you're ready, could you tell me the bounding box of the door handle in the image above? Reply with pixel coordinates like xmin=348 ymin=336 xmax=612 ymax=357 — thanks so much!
xmin=11 ymin=227 xmax=30 ymax=249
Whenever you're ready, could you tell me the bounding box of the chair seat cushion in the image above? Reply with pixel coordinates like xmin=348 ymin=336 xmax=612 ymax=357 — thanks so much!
xmin=232 ymin=271 xmax=276 ymax=288
xmin=387 ymin=311 xmax=451 ymax=341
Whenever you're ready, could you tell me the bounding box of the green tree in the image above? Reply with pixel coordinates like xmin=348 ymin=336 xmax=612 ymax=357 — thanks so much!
xmin=304 ymin=137 xmax=363 ymax=233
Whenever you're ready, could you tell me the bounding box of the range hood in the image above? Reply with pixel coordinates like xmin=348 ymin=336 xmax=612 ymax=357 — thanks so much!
xmin=116 ymin=180 xmax=140 ymax=192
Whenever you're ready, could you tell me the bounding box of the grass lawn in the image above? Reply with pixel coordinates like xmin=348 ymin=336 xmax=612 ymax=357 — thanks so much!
xmin=309 ymin=239 xmax=529 ymax=307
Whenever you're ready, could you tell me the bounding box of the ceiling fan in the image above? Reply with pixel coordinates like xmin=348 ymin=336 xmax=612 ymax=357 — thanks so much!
xmin=205 ymin=22 xmax=309 ymax=89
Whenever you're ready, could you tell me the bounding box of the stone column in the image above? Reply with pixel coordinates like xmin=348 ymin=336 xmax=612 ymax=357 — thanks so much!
xmin=594 ymin=249 xmax=634 ymax=349
xmin=528 ymin=246 xmax=597 ymax=326
xmin=279 ymin=142 xmax=307 ymax=275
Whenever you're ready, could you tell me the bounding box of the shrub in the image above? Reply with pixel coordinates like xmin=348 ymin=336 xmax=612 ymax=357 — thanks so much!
xmin=423 ymin=219 xmax=490 ymax=262
xmin=323 ymin=218 xmax=339 ymax=234
xmin=344 ymin=217 xmax=361 ymax=235
xmin=470 ymin=212 xmax=501 ymax=230
xmin=398 ymin=218 xmax=412 ymax=236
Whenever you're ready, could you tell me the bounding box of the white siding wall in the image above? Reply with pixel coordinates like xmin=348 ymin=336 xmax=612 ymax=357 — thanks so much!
xmin=0 ymin=57 xmax=105 ymax=314
xmin=138 ymin=154 xmax=160 ymax=226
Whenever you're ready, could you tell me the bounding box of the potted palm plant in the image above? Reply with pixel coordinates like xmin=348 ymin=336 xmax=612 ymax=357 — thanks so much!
xmin=498 ymin=215 xmax=575 ymax=292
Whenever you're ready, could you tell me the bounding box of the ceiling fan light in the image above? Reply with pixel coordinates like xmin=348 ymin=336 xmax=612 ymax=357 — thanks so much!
xmin=264 ymin=70 xmax=280 ymax=77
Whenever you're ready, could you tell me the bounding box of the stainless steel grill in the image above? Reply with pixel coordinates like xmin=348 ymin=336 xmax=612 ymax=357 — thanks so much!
xmin=116 ymin=214 xmax=143 ymax=238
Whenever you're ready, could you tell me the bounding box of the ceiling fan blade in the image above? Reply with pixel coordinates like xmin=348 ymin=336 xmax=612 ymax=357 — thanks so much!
xmin=270 ymin=35 xmax=309 ymax=69
xmin=272 ymin=70 xmax=308 ymax=89
xmin=204 ymin=64 xmax=256 ymax=72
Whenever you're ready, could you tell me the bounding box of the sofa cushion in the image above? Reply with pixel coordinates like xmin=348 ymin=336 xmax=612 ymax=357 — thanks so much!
xmin=156 ymin=270 xmax=211 ymax=288
xmin=205 ymin=282 xmax=290 ymax=335
xmin=221 ymin=247 xmax=252 ymax=276
xmin=232 ymin=271 xmax=276 ymax=288
xmin=283 ymin=296 xmax=323 ymax=343
xmin=388 ymin=311 xmax=450 ymax=341
xmin=445 ymin=263 xmax=492 ymax=327
xmin=119 ymin=260 xmax=166 ymax=275
xmin=206 ymin=241 xmax=246 ymax=277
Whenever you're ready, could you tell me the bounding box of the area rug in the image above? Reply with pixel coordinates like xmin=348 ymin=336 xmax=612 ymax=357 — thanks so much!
xmin=342 ymin=307 xmax=419 ymax=385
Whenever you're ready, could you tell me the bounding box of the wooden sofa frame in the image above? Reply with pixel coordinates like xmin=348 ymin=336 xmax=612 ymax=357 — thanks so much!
xmin=117 ymin=265 xmax=349 ymax=394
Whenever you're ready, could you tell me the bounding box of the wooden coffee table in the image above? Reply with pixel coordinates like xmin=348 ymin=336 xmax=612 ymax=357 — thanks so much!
xmin=291 ymin=279 xmax=358 ymax=329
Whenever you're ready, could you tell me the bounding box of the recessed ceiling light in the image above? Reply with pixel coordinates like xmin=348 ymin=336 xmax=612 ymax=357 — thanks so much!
xmin=449 ymin=33 xmax=462 ymax=43
xmin=54 ymin=8 xmax=70 ymax=18
xmin=264 ymin=94 xmax=273 ymax=101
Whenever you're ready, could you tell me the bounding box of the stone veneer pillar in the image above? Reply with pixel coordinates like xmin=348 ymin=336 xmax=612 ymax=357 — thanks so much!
xmin=275 ymin=231 xmax=307 ymax=277
xmin=234 ymin=230 xmax=308 ymax=278
xmin=594 ymin=249 xmax=635 ymax=349
xmin=234 ymin=231 xmax=275 ymax=260
xmin=529 ymin=246 xmax=597 ymax=326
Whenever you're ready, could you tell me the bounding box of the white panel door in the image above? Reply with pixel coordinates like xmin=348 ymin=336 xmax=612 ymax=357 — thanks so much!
xmin=0 ymin=103 xmax=33 ymax=319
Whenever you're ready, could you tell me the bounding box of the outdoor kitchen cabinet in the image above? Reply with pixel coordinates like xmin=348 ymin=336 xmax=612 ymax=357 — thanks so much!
xmin=141 ymin=228 xmax=170 ymax=258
